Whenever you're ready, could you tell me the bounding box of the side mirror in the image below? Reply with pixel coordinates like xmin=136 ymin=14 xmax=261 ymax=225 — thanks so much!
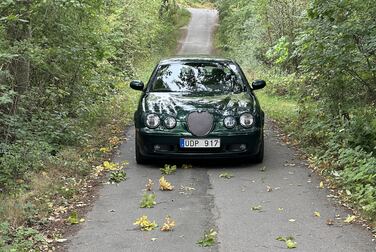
xmin=252 ymin=80 xmax=266 ymax=90
xmin=130 ymin=80 xmax=144 ymax=91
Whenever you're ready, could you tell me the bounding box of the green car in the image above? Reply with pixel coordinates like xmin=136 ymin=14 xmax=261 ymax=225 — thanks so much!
xmin=130 ymin=57 xmax=266 ymax=164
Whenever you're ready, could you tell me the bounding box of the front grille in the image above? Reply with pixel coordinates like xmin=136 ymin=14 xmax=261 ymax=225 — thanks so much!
xmin=187 ymin=111 xmax=214 ymax=136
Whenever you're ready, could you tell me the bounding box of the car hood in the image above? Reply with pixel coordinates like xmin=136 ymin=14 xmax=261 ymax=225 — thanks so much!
xmin=142 ymin=92 xmax=257 ymax=120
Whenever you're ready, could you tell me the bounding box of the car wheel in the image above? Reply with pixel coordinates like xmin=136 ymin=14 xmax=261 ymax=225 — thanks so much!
xmin=135 ymin=133 xmax=148 ymax=165
xmin=253 ymin=131 xmax=264 ymax=163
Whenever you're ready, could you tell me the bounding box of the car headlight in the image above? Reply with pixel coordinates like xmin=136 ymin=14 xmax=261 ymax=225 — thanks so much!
xmin=164 ymin=116 xmax=176 ymax=129
xmin=223 ymin=116 xmax=236 ymax=129
xmin=145 ymin=114 xmax=160 ymax=129
xmin=240 ymin=113 xmax=254 ymax=128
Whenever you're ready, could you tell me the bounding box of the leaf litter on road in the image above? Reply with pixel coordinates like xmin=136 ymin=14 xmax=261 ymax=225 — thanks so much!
xmin=145 ymin=179 xmax=154 ymax=191
xmin=319 ymin=181 xmax=324 ymax=189
xmin=140 ymin=193 xmax=156 ymax=208
xmin=251 ymin=205 xmax=263 ymax=212
xmin=344 ymin=215 xmax=356 ymax=223
xmin=160 ymin=164 xmax=177 ymax=175
xmin=181 ymin=164 xmax=193 ymax=169
xmin=326 ymin=219 xmax=334 ymax=225
xmin=219 ymin=172 xmax=234 ymax=179
xmin=133 ymin=215 xmax=158 ymax=231
xmin=109 ymin=170 xmax=126 ymax=183
xmin=197 ymin=228 xmax=217 ymax=247
xmin=276 ymin=236 xmax=297 ymax=249
xmin=67 ymin=211 xmax=85 ymax=225
xmin=159 ymin=176 xmax=174 ymax=191
xmin=160 ymin=216 xmax=176 ymax=232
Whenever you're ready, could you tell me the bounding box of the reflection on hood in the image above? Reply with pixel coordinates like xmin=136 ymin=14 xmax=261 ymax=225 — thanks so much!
xmin=143 ymin=92 xmax=256 ymax=120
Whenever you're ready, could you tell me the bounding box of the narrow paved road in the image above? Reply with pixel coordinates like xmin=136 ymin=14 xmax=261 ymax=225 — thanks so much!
xmin=67 ymin=8 xmax=375 ymax=252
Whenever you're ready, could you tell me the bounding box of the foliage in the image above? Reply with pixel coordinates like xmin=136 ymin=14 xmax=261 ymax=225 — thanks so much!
xmin=0 ymin=0 xmax=189 ymax=249
xmin=197 ymin=228 xmax=217 ymax=247
xmin=0 ymin=222 xmax=46 ymax=251
xmin=296 ymin=0 xmax=376 ymax=112
xmin=140 ymin=193 xmax=157 ymax=208
xmin=216 ymin=0 xmax=376 ymax=222
xmin=160 ymin=164 xmax=177 ymax=175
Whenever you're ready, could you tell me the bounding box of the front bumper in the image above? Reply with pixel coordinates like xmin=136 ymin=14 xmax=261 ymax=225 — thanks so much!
xmin=136 ymin=127 xmax=263 ymax=160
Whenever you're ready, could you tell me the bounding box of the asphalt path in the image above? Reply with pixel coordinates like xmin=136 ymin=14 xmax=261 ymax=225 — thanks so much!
xmin=67 ymin=8 xmax=375 ymax=252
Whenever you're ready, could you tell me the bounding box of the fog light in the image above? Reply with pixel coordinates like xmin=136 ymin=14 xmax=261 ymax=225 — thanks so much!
xmin=154 ymin=145 xmax=161 ymax=151
xmin=228 ymin=144 xmax=247 ymax=152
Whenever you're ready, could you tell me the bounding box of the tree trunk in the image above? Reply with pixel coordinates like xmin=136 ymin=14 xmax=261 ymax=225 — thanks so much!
xmin=8 ymin=0 xmax=32 ymax=95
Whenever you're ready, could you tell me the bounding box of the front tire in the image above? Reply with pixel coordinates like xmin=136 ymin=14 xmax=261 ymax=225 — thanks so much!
xmin=135 ymin=133 xmax=148 ymax=165
xmin=253 ymin=131 xmax=264 ymax=163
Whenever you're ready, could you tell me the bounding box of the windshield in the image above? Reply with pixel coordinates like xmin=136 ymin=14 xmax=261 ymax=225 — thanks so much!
xmin=150 ymin=62 xmax=245 ymax=93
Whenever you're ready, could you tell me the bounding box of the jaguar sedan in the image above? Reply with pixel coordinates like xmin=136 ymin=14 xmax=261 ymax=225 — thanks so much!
xmin=130 ymin=57 xmax=266 ymax=164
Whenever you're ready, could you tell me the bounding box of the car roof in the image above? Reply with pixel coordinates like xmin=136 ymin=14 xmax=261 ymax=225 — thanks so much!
xmin=159 ymin=56 xmax=235 ymax=65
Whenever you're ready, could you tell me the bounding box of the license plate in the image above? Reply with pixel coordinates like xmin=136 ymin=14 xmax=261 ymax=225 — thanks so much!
xmin=180 ymin=138 xmax=220 ymax=148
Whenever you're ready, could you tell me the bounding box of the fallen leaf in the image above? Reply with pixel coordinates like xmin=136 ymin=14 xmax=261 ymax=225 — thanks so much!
xmin=278 ymin=208 xmax=284 ymax=211
xmin=314 ymin=211 xmax=321 ymax=217
xmin=151 ymin=238 xmax=158 ymax=241
xmin=67 ymin=211 xmax=79 ymax=225
xmin=286 ymin=239 xmax=297 ymax=249
xmin=319 ymin=181 xmax=324 ymax=189
xmin=145 ymin=179 xmax=154 ymax=191
xmin=219 ymin=172 xmax=234 ymax=179
xmin=259 ymin=166 xmax=266 ymax=172
xmin=181 ymin=164 xmax=192 ymax=169
xmin=326 ymin=219 xmax=334 ymax=225
xmin=344 ymin=215 xmax=356 ymax=223
xmin=159 ymin=176 xmax=174 ymax=191
xmin=276 ymin=236 xmax=297 ymax=249
xmin=197 ymin=229 xmax=217 ymax=247
xmin=276 ymin=236 xmax=285 ymax=241
xmin=160 ymin=164 xmax=177 ymax=175
xmin=133 ymin=215 xmax=158 ymax=231
xmin=160 ymin=216 xmax=176 ymax=232
xmin=251 ymin=205 xmax=263 ymax=212
xmin=103 ymin=161 xmax=119 ymax=171
xmin=266 ymin=186 xmax=272 ymax=192
xmin=289 ymin=219 xmax=296 ymax=222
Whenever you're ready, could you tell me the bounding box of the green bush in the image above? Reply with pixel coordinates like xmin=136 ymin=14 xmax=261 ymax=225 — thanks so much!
xmin=216 ymin=0 xmax=376 ymax=220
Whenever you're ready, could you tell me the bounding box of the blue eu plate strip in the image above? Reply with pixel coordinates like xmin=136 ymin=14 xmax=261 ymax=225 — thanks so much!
xmin=179 ymin=138 xmax=185 ymax=148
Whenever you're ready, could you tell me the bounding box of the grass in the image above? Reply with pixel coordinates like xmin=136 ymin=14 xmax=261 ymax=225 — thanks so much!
xmin=256 ymin=90 xmax=298 ymax=124
xmin=177 ymin=0 xmax=215 ymax=8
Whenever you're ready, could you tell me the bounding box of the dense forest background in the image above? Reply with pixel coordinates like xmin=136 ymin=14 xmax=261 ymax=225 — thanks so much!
xmin=215 ymin=0 xmax=375 ymax=221
xmin=0 ymin=0 xmax=189 ymax=250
